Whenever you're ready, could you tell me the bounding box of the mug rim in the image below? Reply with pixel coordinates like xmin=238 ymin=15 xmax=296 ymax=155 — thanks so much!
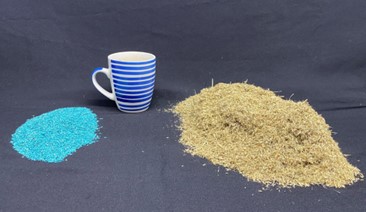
xmin=108 ymin=51 xmax=156 ymax=63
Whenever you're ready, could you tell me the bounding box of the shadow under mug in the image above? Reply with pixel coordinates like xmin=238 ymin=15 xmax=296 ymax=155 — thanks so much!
xmin=92 ymin=51 xmax=156 ymax=113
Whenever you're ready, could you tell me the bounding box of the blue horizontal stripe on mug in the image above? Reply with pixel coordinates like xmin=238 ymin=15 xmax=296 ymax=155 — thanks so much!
xmin=117 ymin=93 xmax=153 ymax=101
xmin=116 ymin=89 xmax=153 ymax=99
xmin=114 ymin=87 xmax=154 ymax=96
xmin=112 ymin=78 xmax=155 ymax=86
xmin=114 ymin=84 xmax=154 ymax=91
xmin=111 ymin=63 xmax=155 ymax=70
xmin=116 ymin=92 xmax=153 ymax=100
xmin=115 ymin=92 xmax=153 ymax=99
xmin=112 ymin=67 xmax=155 ymax=73
xmin=114 ymin=83 xmax=154 ymax=90
xmin=113 ymin=82 xmax=154 ymax=90
xmin=112 ymin=70 xmax=155 ymax=77
xmin=118 ymin=105 xmax=150 ymax=111
xmin=111 ymin=62 xmax=156 ymax=69
xmin=116 ymin=96 xmax=152 ymax=103
xmin=119 ymin=105 xmax=150 ymax=112
xmin=112 ymin=69 xmax=155 ymax=75
xmin=112 ymin=74 xmax=155 ymax=81
xmin=115 ymin=86 xmax=153 ymax=93
xmin=113 ymin=79 xmax=155 ymax=87
xmin=111 ymin=59 xmax=155 ymax=66
xmin=118 ymin=102 xmax=151 ymax=109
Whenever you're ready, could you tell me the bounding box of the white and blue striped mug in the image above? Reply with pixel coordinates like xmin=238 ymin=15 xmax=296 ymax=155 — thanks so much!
xmin=92 ymin=51 xmax=156 ymax=113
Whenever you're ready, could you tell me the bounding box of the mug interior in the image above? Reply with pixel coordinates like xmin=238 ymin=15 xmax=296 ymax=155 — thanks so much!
xmin=108 ymin=51 xmax=155 ymax=63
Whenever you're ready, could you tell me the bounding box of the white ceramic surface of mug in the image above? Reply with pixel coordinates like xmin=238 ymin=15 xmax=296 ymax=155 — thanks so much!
xmin=92 ymin=51 xmax=156 ymax=113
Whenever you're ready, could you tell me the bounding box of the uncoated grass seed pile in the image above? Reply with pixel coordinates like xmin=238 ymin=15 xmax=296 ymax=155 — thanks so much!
xmin=174 ymin=83 xmax=363 ymax=188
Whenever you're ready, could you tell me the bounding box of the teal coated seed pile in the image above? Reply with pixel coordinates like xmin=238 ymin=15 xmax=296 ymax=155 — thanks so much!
xmin=11 ymin=107 xmax=99 ymax=163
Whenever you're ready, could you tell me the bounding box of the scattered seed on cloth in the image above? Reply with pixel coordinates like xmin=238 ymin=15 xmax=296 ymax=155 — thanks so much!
xmin=173 ymin=82 xmax=363 ymax=188
xmin=11 ymin=107 xmax=100 ymax=163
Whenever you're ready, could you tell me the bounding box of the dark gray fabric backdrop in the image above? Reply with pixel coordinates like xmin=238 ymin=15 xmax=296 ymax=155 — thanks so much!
xmin=1 ymin=0 xmax=366 ymax=211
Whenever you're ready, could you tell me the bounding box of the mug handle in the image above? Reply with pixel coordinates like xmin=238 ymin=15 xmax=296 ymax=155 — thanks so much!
xmin=92 ymin=67 xmax=115 ymax=101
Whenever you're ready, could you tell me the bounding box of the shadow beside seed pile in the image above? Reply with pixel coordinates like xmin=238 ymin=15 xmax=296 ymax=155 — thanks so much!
xmin=174 ymin=83 xmax=363 ymax=188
